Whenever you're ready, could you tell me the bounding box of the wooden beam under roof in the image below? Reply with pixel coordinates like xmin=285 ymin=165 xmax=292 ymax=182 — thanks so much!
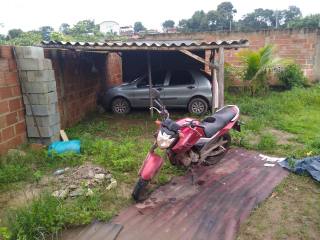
xmin=180 ymin=50 xmax=218 ymax=70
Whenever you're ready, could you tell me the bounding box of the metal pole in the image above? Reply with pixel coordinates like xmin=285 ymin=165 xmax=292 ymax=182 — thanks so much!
xmin=147 ymin=51 xmax=153 ymax=117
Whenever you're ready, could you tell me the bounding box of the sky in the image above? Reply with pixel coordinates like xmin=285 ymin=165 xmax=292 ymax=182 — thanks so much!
xmin=0 ymin=0 xmax=319 ymax=35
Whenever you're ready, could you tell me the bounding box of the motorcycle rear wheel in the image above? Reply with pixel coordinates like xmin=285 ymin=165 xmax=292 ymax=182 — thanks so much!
xmin=132 ymin=178 xmax=149 ymax=202
xmin=204 ymin=133 xmax=231 ymax=165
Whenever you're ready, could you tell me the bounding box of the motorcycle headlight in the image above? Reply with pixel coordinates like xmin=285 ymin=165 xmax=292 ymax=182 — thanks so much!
xmin=157 ymin=130 xmax=176 ymax=149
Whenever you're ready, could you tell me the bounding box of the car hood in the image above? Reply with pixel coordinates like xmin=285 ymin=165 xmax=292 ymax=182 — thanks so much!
xmin=107 ymin=82 xmax=134 ymax=91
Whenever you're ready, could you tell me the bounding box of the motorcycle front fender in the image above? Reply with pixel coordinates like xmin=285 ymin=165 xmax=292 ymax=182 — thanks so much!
xmin=139 ymin=152 xmax=164 ymax=181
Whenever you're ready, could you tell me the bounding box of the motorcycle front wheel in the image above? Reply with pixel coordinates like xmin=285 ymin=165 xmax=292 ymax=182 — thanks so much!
xmin=132 ymin=178 xmax=149 ymax=202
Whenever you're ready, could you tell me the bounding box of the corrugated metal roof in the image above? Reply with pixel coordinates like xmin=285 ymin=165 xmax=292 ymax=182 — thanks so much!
xmin=112 ymin=148 xmax=288 ymax=240
xmin=41 ymin=39 xmax=248 ymax=51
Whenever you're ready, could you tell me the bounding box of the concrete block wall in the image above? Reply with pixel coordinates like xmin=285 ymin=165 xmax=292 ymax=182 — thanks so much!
xmin=0 ymin=46 xmax=27 ymax=154
xmin=16 ymin=46 xmax=61 ymax=144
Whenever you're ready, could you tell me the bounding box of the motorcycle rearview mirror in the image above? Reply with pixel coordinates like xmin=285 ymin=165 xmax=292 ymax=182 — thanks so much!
xmin=150 ymin=88 xmax=160 ymax=99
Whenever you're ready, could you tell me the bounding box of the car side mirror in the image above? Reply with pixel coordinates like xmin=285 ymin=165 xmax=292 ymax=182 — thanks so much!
xmin=150 ymin=88 xmax=160 ymax=99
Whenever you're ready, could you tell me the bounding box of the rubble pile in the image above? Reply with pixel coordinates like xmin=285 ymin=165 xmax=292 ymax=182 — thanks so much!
xmin=52 ymin=163 xmax=117 ymax=199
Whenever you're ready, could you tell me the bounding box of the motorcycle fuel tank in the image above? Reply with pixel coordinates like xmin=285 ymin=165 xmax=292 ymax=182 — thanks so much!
xmin=172 ymin=118 xmax=204 ymax=153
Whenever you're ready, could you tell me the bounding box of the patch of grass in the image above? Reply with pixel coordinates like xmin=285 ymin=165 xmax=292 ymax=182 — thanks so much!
xmin=237 ymin=174 xmax=320 ymax=240
xmin=0 ymin=148 xmax=85 ymax=189
xmin=227 ymin=85 xmax=320 ymax=157
xmin=5 ymin=192 xmax=110 ymax=240
xmin=256 ymin=133 xmax=277 ymax=151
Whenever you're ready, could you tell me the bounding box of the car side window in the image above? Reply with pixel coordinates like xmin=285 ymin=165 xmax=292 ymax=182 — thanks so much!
xmin=137 ymin=76 xmax=147 ymax=88
xmin=169 ymin=70 xmax=195 ymax=86
xmin=153 ymin=70 xmax=166 ymax=87
xmin=137 ymin=70 xmax=166 ymax=88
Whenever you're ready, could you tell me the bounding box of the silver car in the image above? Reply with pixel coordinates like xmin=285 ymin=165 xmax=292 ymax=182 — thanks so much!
xmin=101 ymin=69 xmax=212 ymax=115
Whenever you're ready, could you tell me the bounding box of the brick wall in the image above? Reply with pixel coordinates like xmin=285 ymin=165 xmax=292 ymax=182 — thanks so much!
xmin=143 ymin=28 xmax=320 ymax=81
xmin=106 ymin=53 xmax=123 ymax=87
xmin=44 ymin=50 xmax=122 ymax=128
xmin=0 ymin=46 xmax=26 ymax=154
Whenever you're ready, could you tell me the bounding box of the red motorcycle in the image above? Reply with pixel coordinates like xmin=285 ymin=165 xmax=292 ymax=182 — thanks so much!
xmin=132 ymin=89 xmax=241 ymax=201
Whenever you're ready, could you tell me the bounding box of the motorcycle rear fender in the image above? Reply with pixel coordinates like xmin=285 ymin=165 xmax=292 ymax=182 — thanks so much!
xmin=139 ymin=152 xmax=164 ymax=181
xmin=233 ymin=121 xmax=241 ymax=132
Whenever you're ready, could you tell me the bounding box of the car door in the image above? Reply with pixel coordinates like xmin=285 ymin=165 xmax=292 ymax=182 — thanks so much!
xmin=162 ymin=70 xmax=197 ymax=108
xmin=132 ymin=70 xmax=166 ymax=108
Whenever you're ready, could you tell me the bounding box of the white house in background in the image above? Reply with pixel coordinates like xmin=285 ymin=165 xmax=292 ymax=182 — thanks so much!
xmin=99 ymin=21 xmax=120 ymax=35
xmin=120 ymin=26 xmax=134 ymax=36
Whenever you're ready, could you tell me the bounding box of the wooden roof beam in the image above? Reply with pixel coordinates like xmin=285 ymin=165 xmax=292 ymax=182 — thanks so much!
xmin=180 ymin=50 xmax=218 ymax=70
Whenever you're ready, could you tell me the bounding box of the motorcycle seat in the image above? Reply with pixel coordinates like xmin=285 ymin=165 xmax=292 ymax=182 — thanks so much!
xmin=201 ymin=106 xmax=238 ymax=138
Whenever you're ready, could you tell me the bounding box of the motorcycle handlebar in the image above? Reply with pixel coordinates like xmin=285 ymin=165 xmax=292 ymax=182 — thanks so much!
xmin=182 ymin=120 xmax=204 ymax=129
xmin=152 ymin=98 xmax=169 ymax=119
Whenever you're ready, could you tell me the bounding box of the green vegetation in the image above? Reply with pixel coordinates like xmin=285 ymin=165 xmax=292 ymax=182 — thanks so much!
xmin=6 ymin=193 xmax=114 ymax=240
xmin=0 ymin=148 xmax=84 ymax=189
xmin=0 ymin=19 xmax=126 ymax=46
xmin=178 ymin=2 xmax=317 ymax=32
xmin=227 ymin=85 xmax=320 ymax=157
xmin=236 ymin=44 xmax=289 ymax=95
xmin=0 ymin=113 xmax=185 ymax=240
xmin=133 ymin=22 xmax=146 ymax=33
xmin=0 ymin=84 xmax=320 ymax=239
xmin=278 ymin=63 xmax=308 ymax=89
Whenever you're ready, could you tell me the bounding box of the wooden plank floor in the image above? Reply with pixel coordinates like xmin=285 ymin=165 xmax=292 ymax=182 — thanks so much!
xmin=112 ymin=148 xmax=288 ymax=240
xmin=61 ymin=222 xmax=123 ymax=240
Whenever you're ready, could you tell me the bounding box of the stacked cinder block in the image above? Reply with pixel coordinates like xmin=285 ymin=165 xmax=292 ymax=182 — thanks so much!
xmin=16 ymin=46 xmax=60 ymax=144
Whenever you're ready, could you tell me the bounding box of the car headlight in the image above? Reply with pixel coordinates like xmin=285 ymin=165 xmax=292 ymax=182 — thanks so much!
xmin=157 ymin=130 xmax=176 ymax=149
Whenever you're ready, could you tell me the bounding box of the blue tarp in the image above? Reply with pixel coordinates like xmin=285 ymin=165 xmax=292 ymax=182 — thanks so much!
xmin=48 ymin=140 xmax=81 ymax=156
xmin=279 ymin=156 xmax=320 ymax=182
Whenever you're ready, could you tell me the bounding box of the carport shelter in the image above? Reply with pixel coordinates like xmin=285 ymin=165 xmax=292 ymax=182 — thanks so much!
xmin=42 ymin=39 xmax=248 ymax=116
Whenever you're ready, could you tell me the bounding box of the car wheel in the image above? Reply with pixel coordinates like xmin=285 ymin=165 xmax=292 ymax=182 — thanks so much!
xmin=111 ymin=97 xmax=131 ymax=114
xmin=188 ymin=98 xmax=208 ymax=115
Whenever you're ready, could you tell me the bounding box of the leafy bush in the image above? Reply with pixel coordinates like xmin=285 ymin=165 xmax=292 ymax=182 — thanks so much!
xmin=277 ymin=63 xmax=308 ymax=90
xmin=224 ymin=63 xmax=244 ymax=90
xmin=237 ymin=44 xmax=288 ymax=95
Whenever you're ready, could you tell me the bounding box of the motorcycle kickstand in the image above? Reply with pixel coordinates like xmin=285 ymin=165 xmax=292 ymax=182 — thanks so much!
xmin=188 ymin=166 xmax=198 ymax=185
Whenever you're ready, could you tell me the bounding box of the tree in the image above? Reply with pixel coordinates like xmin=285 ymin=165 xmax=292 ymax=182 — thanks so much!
xmin=8 ymin=31 xmax=42 ymax=46
xmin=237 ymin=44 xmax=288 ymax=94
xmin=50 ymin=32 xmax=73 ymax=42
xmin=283 ymin=6 xmax=302 ymax=26
xmin=288 ymin=14 xmax=320 ymax=28
xmin=216 ymin=2 xmax=237 ymax=30
xmin=59 ymin=23 xmax=70 ymax=34
xmin=39 ymin=26 xmax=54 ymax=41
xmin=70 ymin=20 xmax=99 ymax=35
xmin=8 ymin=29 xmax=23 ymax=39
xmin=162 ymin=20 xmax=175 ymax=30
xmin=178 ymin=3 xmax=237 ymax=32
xmin=134 ymin=22 xmax=146 ymax=33
xmin=178 ymin=10 xmax=208 ymax=32
xmin=238 ymin=8 xmax=275 ymax=31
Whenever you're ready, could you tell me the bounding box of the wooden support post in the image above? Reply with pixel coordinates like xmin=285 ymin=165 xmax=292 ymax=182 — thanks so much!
xmin=218 ymin=47 xmax=225 ymax=107
xmin=147 ymin=52 xmax=153 ymax=117
xmin=211 ymin=50 xmax=219 ymax=112
xmin=180 ymin=50 xmax=218 ymax=69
